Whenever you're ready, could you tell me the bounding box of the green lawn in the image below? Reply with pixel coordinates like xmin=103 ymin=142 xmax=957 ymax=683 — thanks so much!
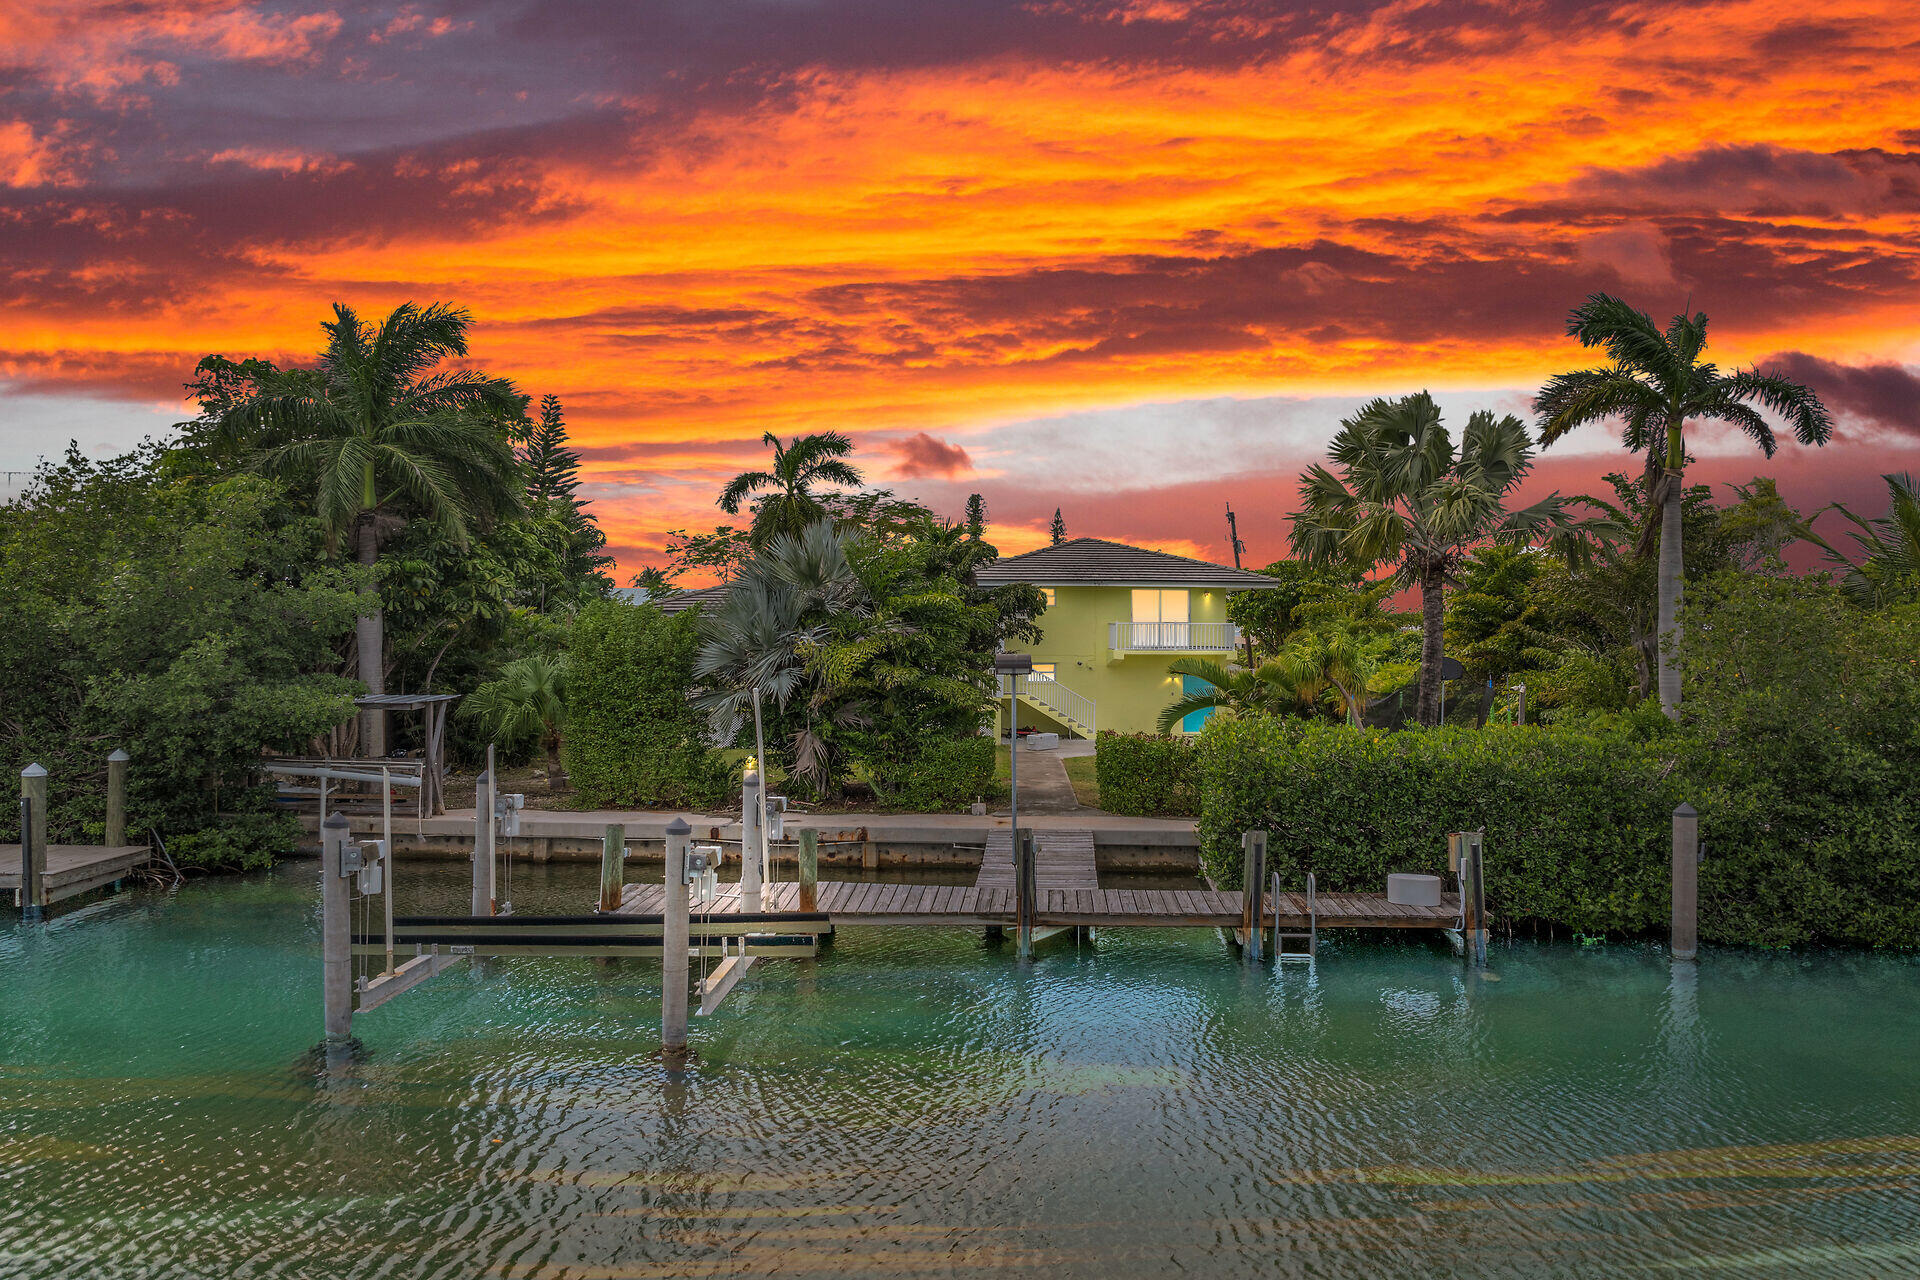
xmin=1062 ymin=755 xmax=1101 ymax=809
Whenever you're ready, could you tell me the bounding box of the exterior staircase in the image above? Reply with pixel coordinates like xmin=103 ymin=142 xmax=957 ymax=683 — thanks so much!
xmin=1000 ymin=673 xmax=1096 ymax=737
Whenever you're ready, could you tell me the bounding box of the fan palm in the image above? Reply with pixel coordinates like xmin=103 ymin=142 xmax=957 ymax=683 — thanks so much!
xmin=216 ymin=302 xmax=527 ymax=754
xmin=1534 ymin=294 xmax=1831 ymax=717
xmin=1270 ymin=626 xmax=1375 ymax=726
xmin=1291 ymin=392 xmax=1581 ymax=726
xmin=1807 ymin=473 xmax=1920 ymax=608
xmin=464 ymin=655 xmax=569 ymax=790
xmin=718 ymin=431 xmax=864 ymax=550
xmin=693 ymin=521 xmax=874 ymax=794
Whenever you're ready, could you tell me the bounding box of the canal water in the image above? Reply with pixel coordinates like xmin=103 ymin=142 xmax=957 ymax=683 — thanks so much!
xmin=3 ymin=863 xmax=1917 ymax=1279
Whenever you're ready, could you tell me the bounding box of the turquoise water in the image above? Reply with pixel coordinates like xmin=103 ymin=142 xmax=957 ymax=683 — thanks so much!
xmin=3 ymin=864 xmax=1918 ymax=1279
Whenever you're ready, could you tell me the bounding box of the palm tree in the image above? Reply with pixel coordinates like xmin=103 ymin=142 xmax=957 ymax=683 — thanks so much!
xmin=1808 ymin=473 xmax=1920 ymax=608
xmin=718 ymin=431 xmax=863 ymax=550
xmin=1155 ymin=657 xmax=1279 ymax=733
xmin=217 ymin=302 xmax=527 ymax=754
xmin=464 ymin=655 xmax=569 ymax=790
xmin=1535 ymin=295 xmax=1831 ymax=717
xmin=1270 ymin=626 xmax=1374 ymax=726
xmin=693 ymin=521 xmax=873 ymax=794
xmin=1291 ymin=392 xmax=1580 ymax=726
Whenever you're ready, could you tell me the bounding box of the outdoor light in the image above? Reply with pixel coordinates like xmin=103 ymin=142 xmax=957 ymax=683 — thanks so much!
xmin=993 ymin=652 xmax=1033 ymax=675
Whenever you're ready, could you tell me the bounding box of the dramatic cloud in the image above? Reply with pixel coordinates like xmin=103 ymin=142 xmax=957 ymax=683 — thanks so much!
xmin=890 ymin=432 xmax=973 ymax=479
xmin=1762 ymin=353 xmax=1920 ymax=440
xmin=2 ymin=0 xmax=1919 ymax=575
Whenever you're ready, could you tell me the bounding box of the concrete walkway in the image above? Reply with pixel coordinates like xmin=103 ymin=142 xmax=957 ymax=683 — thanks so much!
xmin=1004 ymin=745 xmax=1082 ymax=816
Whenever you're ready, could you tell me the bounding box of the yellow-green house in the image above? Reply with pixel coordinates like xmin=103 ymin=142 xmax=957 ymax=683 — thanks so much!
xmin=977 ymin=537 xmax=1279 ymax=738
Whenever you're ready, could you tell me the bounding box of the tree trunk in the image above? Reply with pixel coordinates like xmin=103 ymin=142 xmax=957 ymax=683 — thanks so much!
xmin=356 ymin=515 xmax=386 ymax=758
xmin=546 ymin=737 xmax=569 ymax=792
xmin=1656 ymin=472 xmax=1683 ymax=719
xmin=1416 ymin=565 xmax=1445 ymax=726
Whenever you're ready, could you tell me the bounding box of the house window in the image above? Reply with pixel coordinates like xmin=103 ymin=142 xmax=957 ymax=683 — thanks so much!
xmin=1030 ymin=662 xmax=1056 ymax=681
xmin=1130 ymin=589 xmax=1190 ymax=648
xmin=1039 ymin=587 xmax=1056 ymax=606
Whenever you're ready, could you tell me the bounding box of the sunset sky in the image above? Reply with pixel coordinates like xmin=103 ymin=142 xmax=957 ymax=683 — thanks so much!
xmin=4 ymin=0 xmax=1919 ymax=578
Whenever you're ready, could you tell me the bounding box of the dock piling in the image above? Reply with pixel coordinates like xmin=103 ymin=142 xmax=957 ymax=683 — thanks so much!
xmin=105 ymin=749 xmax=128 ymax=849
xmin=662 ymin=818 xmax=692 ymax=1063
xmin=598 ymin=823 xmax=626 ymax=913
xmin=1241 ymin=830 xmax=1267 ymax=962
xmin=19 ymin=764 xmax=47 ymax=921
xmin=740 ymin=770 xmax=763 ymax=912
xmin=471 ymin=762 xmax=491 ymax=917
xmin=1671 ymin=803 xmax=1698 ymax=961
xmin=1015 ymin=828 xmax=1036 ymax=961
xmin=320 ymin=811 xmax=353 ymax=1043
xmin=798 ymin=828 xmax=819 ymax=913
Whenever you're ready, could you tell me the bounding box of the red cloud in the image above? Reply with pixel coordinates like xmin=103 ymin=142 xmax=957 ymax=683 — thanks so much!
xmin=891 ymin=431 xmax=973 ymax=479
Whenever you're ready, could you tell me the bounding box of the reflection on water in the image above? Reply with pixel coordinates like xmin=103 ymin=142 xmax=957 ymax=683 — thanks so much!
xmin=2 ymin=862 xmax=1918 ymax=1279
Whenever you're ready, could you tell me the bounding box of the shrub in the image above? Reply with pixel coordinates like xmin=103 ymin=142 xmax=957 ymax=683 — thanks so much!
xmin=562 ymin=601 xmax=732 ymax=808
xmin=1096 ymin=731 xmax=1200 ymax=816
xmin=1195 ymin=665 xmax=1920 ymax=948
xmin=875 ymin=735 xmax=996 ymax=812
xmin=165 ymin=812 xmax=300 ymax=872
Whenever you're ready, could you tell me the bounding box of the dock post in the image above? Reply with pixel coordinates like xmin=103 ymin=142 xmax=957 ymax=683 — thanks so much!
xmin=1016 ymin=828 xmax=1035 ymax=961
xmin=1241 ymin=830 xmax=1267 ymax=962
xmin=598 ymin=823 xmax=626 ymax=913
xmin=471 ymin=759 xmax=492 ymax=917
xmin=1469 ymin=831 xmax=1488 ymax=965
xmin=662 ymin=817 xmax=692 ymax=1064
xmin=320 ymin=811 xmax=353 ymax=1043
xmin=19 ymin=764 xmax=47 ymax=921
xmin=105 ymin=749 xmax=129 ymax=848
xmin=740 ymin=770 xmax=763 ymax=912
xmin=1671 ymin=802 xmax=1698 ymax=961
xmin=798 ymin=828 xmax=819 ymax=912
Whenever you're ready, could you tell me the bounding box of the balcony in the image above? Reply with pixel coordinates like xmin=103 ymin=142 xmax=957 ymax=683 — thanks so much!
xmin=1108 ymin=621 xmax=1240 ymax=659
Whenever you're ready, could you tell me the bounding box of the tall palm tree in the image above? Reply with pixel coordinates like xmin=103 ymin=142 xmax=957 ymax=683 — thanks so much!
xmin=217 ymin=302 xmax=527 ymax=754
xmin=1808 ymin=473 xmax=1920 ymax=608
xmin=1291 ymin=392 xmax=1580 ymax=726
xmin=718 ymin=431 xmax=863 ymax=550
xmin=464 ymin=655 xmax=569 ymax=790
xmin=1535 ymin=294 xmax=1831 ymax=717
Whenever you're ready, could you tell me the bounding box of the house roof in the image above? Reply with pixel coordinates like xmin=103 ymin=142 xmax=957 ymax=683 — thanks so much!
xmin=975 ymin=537 xmax=1280 ymax=589
xmin=653 ymin=583 xmax=730 ymax=614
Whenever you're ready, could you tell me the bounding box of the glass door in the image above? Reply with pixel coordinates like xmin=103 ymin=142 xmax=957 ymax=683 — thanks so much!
xmin=1130 ymin=589 xmax=1190 ymax=649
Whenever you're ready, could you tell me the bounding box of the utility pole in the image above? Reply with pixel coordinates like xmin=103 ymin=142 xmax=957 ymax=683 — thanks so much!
xmin=1226 ymin=503 xmax=1256 ymax=668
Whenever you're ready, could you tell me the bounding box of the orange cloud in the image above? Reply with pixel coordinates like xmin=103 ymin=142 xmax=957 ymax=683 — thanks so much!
xmin=1 ymin=0 xmax=1918 ymax=578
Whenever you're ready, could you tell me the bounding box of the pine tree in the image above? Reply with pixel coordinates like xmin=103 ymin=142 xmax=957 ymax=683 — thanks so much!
xmin=964 ymin=493 xmax=986 ymax=540
xmin=523 ymin=395 xmax=582 ymax=504
xmin=1049 ymin=507 xmax=1066 ymax=545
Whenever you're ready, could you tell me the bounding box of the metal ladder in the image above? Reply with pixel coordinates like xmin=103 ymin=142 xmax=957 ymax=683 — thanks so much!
xmin=1274 ymin=871 xmax=1316 ymax=960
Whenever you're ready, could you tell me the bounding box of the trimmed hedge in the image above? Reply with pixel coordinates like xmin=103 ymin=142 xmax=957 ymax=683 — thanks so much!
xmin=873 ymin=735 xmax=997 ymax=812
xmin=1195 ymin=711 xmax=1920 ymax=948
xmin=1096 ymin=731 xmax=1200 ymax=816
xmin=563 ymin=601 xmax=732 ymax=809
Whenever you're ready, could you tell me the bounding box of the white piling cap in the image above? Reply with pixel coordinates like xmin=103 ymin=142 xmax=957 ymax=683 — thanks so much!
xmin=322 ymin=810 xmax=350 ymax=828
xmin=108 ymin=749 xmax=130 ymax=762
xmin=665 ymin=817 xmax=692 ymax=836
xmin=21 ymin=762 xmax=46 ymax=778
xmin=743 ymin=770 xmax=761 ymax=788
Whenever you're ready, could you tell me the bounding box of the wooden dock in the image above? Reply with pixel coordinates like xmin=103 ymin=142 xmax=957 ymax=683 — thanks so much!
xmin=3 ymin=844 xmax=150 ymax=909
xmin=613 ymin=828 xmax=1462 ymax=931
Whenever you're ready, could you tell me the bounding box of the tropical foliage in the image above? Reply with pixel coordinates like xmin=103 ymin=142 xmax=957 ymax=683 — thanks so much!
xmin=719 ymin=430 xmax=864 ymax=550
xmin=464 ymin=655 xmax=570 ymax=789
xmin=1808 ymin=472 xmax=1920 ymax=609
xmin=1536 ymin=294 xmax=1831 ymax=717
xmin=1290 ymin=392 xmax=1584 ymax=725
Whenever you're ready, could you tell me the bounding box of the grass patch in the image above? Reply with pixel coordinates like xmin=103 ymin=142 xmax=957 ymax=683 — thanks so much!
xmin=1062 ymin=755 xmax=1101 ymax=810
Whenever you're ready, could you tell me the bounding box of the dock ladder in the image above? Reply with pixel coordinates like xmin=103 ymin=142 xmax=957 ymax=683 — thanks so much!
xmin=1274 ymin=871 xmax=1316 ymax=960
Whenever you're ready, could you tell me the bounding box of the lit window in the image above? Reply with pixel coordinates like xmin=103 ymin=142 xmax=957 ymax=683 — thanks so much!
xmin=1040 ymin=587 xmax=1056 ymax=605
xmin=1031 ymin=663 xmax=1056 ymax=679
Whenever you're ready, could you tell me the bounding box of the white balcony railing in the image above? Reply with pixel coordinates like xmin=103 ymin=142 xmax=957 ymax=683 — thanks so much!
xmin=1108 ymin=621 xmax=1240 ymax=653
xmin=998 ymin=673 xmax=1096 ymax=735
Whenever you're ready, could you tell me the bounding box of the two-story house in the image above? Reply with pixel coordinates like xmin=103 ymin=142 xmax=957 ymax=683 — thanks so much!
xmin=976 ymin=537 xmax=1278 ymax=738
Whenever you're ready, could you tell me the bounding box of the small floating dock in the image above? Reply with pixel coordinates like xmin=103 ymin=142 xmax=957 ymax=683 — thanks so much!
xmin=4 ymin=844 xmax=151 ymax=909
